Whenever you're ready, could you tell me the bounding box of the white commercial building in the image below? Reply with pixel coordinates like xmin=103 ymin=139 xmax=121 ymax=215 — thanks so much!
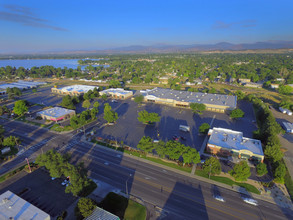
xmin=100 ymin=88 xmax=133 ymax=99
xmin=51 ymin=85 xmax=99 ymax=96
xmin=0 ymin=190 xmax=50 ymax=220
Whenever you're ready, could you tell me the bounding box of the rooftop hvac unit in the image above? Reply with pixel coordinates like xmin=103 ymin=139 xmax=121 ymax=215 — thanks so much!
xmin=210 ymin=99 xmax=213 ymax=101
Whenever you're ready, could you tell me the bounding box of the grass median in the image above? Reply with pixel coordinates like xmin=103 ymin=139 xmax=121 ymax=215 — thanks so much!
xmin=195 ymin=170 xmax=260 ymax=194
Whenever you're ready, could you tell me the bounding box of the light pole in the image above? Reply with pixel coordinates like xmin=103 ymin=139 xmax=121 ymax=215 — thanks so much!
xmin=126 ymin=174 xmax=132 ymax=196
xmin=25 ymin=158 xmax=31 ymax=173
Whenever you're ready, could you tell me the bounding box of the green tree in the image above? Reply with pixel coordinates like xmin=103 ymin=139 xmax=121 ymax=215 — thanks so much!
xmin=235 ymin=90 xmax=245 ymax=100
xmin=153 ymin=140 xmax=166 ymax=158
xmin=182 ymin=147 xmax=200 ymax=164
xmin=90 ymin=108 xmax=98 ymax=120
xmin=137 ymin=110 xmax=161 ymax=124
xmin=165 ymin=140 xmax=185 ymax=160
xmin=0 ymin=125 xmax=4 ymax=137
xmin=101 ymin=94 xmax=107 ymax=100
xmin=137 ymin=136 xmax=154 ymax=153
xmin=103 ymin=103 xmax=118 ymax=123
xmin=190 ymin=103 xmax=206 ymax=114
xmin=70 ymin=115 xmax=80 ymax=129
xmin=199 ymin=123 xmax=210 ymax=134
xmin=230 ymin=108 xmax=245 ymax=119
xmin=32 ymin=88 xmax=37 ymax=93
xmin=203 ymin=157 xmax=221 ymax=176
xmin=264 ymin=143 xmax=283 ymax=163
xmin=93 ymin=101 xmax=100 ymax=109
xmin=229 ymin=161 xmax=251 ymax=182
xmin=279 ymin=85 xmax=293 ymax=95
xmin=274 ymin=163 xmax=286 ymax=183
xmin=13 ymin=100 xmax=28 ymax=116
xmin=256 ymin=163 xmax=268 ymax=176
xmin=134 ymin=95 xmax=144 ymax=104
xmin=109 ymin=80 xmax=121 ymax=88
xmin=76 ymin=197 xmax=96 ymax=218
xmin=61 ymin=95 xmax=75 ymax=109
xmin=82 ymin=100 xmax=91 ymax=109
xmin=3 ymin=136 xmax=19 ymax=147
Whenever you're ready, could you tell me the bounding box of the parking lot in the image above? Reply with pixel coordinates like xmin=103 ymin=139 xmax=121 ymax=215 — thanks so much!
xmin=92 ymin=99 xmax=257 ymax=151
xmin=23 ymin=86 xmax=64 ymax=106
xmin=0 ymin=168 xmax=77 ymax=217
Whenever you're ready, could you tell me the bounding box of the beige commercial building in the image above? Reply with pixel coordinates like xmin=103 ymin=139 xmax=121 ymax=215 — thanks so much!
xmin=206 ymin=128 xmax=264 ymax=163
xmin=100 ymin=88 xmax=133 ymax=99
xmin=141 ymin=87 xmax=237 ymax=113
xmin=37 ymin=107 xmax=75 ymax=121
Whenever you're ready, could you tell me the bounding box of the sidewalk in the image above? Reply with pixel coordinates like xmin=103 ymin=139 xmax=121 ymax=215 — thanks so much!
xmin=81 ymin=137 xmax=293 ymax=210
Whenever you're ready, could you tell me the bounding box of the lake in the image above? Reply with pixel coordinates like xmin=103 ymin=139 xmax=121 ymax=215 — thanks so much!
xmin=0 ymin=59 xmax=108 ymax=69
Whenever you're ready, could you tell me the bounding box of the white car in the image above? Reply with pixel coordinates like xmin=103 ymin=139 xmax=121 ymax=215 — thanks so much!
xmin=213 ymin=195 xmax=225 ymax=202
xmin=111 ymin=100 xmax=118 ymax=103
xmin=61 ymin=180 xmax=69 ymax=186
xmin=243 ymin=198 xmax=258 ymax=206
xmin=51 ymin=177 xmax=56 ymax=180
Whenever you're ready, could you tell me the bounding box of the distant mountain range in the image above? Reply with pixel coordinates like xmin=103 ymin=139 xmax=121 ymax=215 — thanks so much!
xmin=2 ymin=41 xmax=293 ymax=55
xmin=58 ymin=41 xmax=293 ymax=54
xmin=111 ymin=41 xmax=293 ymax=52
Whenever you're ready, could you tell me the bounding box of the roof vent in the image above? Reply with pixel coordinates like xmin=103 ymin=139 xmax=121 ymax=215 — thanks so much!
xmin=198 ymin=99 xmax=201 ymax=101
xmin=210 ymin=99 xmax=213 ymax=101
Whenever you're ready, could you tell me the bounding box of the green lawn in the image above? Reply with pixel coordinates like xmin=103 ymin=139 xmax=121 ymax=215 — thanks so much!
xmin=195 ymin=170 xmax=260 ymax=194
xmin=99 ymin=192 xmax=146 ymax=220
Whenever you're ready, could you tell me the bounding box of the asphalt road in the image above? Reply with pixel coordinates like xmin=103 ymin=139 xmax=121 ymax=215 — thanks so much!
xmin=60 ymin=140 xmax=293 ymax=220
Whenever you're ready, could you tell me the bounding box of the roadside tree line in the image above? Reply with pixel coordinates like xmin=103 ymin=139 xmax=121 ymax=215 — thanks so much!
xmin=137 ymin=136 xmax=200 ymax=165
xmin=35 ymin=149 xmax=96 ymax=196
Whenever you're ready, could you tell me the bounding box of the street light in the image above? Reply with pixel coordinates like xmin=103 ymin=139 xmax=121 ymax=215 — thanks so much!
xmin=126 ymin=174 xmax=132 ymax=196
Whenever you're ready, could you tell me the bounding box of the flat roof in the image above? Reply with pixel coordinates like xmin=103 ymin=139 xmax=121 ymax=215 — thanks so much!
xmin=38 ymin=107 xmax=75 ymax=118
xmin=0 ymin=190 xmax=50 ymax=220
xmin=101 ymin=88 xmax=133 ymax=95
xmin=208 ymin=127 xmax=264 ymax=156
xmin=58 ymin=85 xmax=98 ymax=93
xmin=0 ymin=81 xmax=46 ymax=90
xmin=143 ymin=87 xmax=237 ymax=108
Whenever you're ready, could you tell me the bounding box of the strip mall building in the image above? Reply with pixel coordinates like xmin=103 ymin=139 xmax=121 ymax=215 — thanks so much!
xmin=141 ymin=87 xmax=237 ymax=112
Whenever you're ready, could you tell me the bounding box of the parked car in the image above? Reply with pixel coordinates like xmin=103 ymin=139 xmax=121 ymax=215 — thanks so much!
xmin=172 ymin=135 xmax=179 ymax=141
xmin=111 ymin=99 xmax=118 ymax=103
xmin=61 ymin=180 xmax=68 ymax=186
xmin=51 ymin=177 xmax=56 ymax=180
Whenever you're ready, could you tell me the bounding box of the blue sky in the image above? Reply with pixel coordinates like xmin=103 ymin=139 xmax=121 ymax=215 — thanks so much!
xmin=0 ymin=0 xmax=292 ymax=52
